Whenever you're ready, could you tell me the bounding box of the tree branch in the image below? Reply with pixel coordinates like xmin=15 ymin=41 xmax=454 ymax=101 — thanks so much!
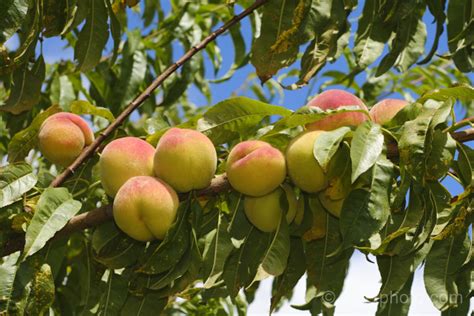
xmin=50 ymin=0 xmax=270 ymax=188
xmin=3 ymin=130 xmax=473 ymax=257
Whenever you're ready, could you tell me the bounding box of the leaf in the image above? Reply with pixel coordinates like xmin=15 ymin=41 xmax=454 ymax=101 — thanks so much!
xmin=74 ymin=0 xmax=109 ymax=72
xmin=120 ymin=292 xmax=167 ymax=316
xmin=7 ymin=104 xmax=61 ymax=163
xmin=1 ymin=56 xmax=45 ymax=114
xmin=250 ymin=0 xmax=306 ymax=83
xmin=375 ymin=273 xmax=413 ymax=316
xmin=24 ymin=264 xmax=55 ymax=315
xmin=70 ymin=100 xmax=115 ymax=122
xmin=447 ymin=0 xmax=473 ymax=72
xmin=138 ymin=202 xmax=190 ymax=275
xmin=97 ymin=270 xmax=128 ymax=315
xmin=425 ymin=130 xmax=455 ymax=180
xmin=50 ymin=74 xmax=75 ymax=110
xmin=0 ymin=251 xmax=21 ymax=311
xmin=92 ymin=221 xmax=144 ymax=269
xmin=251 ymin=211 xmax=290 ymax=284
xmin=23 ymin=188 xmax=82 ymax=259
xmin=418 ymin=84 xmax=474 ymax=104
xmin=202 ymin=211 xmax=233 ymax=288
xmin=295 ymin=214 xmax=353 ymax=313
xmin=196 ymin=97 xmax=291 ymax=144
xmin=455 ymin=143 xmax=474 ymax=187
xmin=0 ymin=163 xmax=36 ymax=208
xmin=105 ymin=0 xmax=121 ymax=65
xmin=350 ymin=121 xmax=384 ymax=183
xmin=43 ymin=0 xmax=77 ymax=37
xmin=313 ymin=126 xmax=351 ymax=170
xmin=353 ymin=0 xmax=393 ymax=68
xmin=0 ymin=0 xmax=29 ymax=43
xmin=376 ymin=4 xmax=426 ymax=76
xmin=424 ymin=230 xmax=471 ymax=311
xmin=270 ymin=237 xmax=306 ymax=313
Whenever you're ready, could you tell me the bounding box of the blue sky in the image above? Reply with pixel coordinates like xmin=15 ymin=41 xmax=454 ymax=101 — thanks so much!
xmin=6 ymin=1 xmax=473 ymax=314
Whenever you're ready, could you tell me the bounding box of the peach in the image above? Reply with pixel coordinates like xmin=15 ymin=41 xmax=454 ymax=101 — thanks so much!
xmin=153 ymin=128 xmax=217 ymax=193
xmin=99 ymin=137 xmax=155 ymax=197
xmin=38 ymin=112 xmax=94 ymax=167
xmin=285 ymin=131 xmax=327 ymax=193
xmin=370 ymin=99 xmax=408 ymax=125
xmin=113 ymin=176 xmax=179 ymax=241
xmin=243 ymin=185 xmax=297 ymax=233
xmin=226 ymin=140 xmax=286 ymax=197
xmin=305 ymin=89 xmax=369 ymax=131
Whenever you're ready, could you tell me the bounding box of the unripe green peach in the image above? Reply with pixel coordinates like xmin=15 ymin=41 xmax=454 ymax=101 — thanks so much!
xmin=113 ymin=176 xmax=179 ymax=241
xmin=306 ymin=89 xmax=369 ymax=131
xmin=99 ymin=137 xmax=155 ymax=197
xmin=227 ymin=140 xmax=286 ymax=197
xmin=244 ymin=185 xmax=297 ymax=233
xmin=370 ymin=99 xmax=408 ymax=125
xmin=38 ymin=112 xmax=94 ymax=167
xmin=153 ymin=128 xmax=217 ymax=193
xmin=286 ymin=131 xmax=327 ymax=193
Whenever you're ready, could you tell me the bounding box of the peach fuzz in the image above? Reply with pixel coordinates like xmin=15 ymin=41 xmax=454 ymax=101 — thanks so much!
xmin=305 ymin=89 xmax=369 ymax=131
xmin=370 ymin=99 xmax=408 ymax=125
xmin=153 ymin=128 xmax=217 ymax=193
xmin=38 ymin=112 xmax=94 ymax=167
xmin=243 ymin=185 xmax=297 ymax=233
xmin=285 ymin=131 xmax=327 ymax=193
xmin=113 ymin=176 xmax=179 ymax=241
xmin=226 ymin=140 xmax=286 ymax=197
xmin=99 ymin=137 xmax=155 ymax=197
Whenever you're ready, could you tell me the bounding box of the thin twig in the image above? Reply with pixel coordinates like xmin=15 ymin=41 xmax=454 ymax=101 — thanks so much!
xmin=50 ymin=0 xmax=270 ymax=188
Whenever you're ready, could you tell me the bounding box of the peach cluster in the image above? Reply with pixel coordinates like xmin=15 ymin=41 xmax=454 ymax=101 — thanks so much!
xmin=37 ymin=92 xmax=406 ymax=241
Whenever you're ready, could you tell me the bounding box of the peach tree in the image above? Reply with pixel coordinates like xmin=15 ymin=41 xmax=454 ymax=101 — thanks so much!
xmin=0 ymin=0 xmax=473 ymax=315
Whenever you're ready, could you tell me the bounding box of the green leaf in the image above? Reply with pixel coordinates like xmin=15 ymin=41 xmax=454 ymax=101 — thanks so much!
xmin=24 ymin=263 xmax=55 ymax=315
xmin=376 ymin=4 xmax=426 ymax=76
xmin=270 ymin=237 xmax=306 ymax=313
xmin=424 ymin=230 xmax=471 ymax=311
xmin=0 ymin=163 xmax=37 ymax=208
xmin=353 ymin=0 xmax=393 ymax=68
xmin=196 ymin=97 xmax=291 ymax=144
xmin=447 ymin=0 xmax=473 ymax=72
xmin=7 ymin=104 xmax=61 ymax=163
xmin=105 ymin=0 xmax=121 ymax=65
xmin=250 ymin=0 xmax=305 ymax=83
xmin=425 ymin=130 xmax=455 ymax=180
xmin=74 ymin=0 xmax=109 ymax=72
xmin=350 ymin=121 xmax=384 ymax=183
xmin=455 ymin=143 xmax=474 ymax=187
xmin=43 ymin=0 xmax=77 ymax=37
xmin=138 ymin=202 xmax=191 ymax=275
xmin=97 ymin=270 xmax=128 ymax=315
xmin=296 ymin=214 xmax=353 ymax=313
xmin=70 ymin=100 xmax=115 ymax=122
xmin=23 ymin=188 xmax=82 ymax=259
xmin=202 ymin=211 xmax=233 ymax=288
xmin=92 ymin=221 xmax=144 ymax=269
xmin=418 ymin=84 xmax=474 ymax=104
xmin=1 ymin=56 xmax=45 ymax=114
xmin=0 ymin=251 xmax=21 ymax=311
xmin=251 ymin=211 xmax=290 ymax=284
xmin=120 ymin=292 xmax=167 ymax=316
xmin=340 ymin=157 xmax=394 ymax=249
xmin=50 ymin=74 xmax=75 ymax=110
xmin=0 ymin=0 xmax=29 ymax=43
xmin=375 ymin=274 xmax=413 ymax=316
xmin=313 ymin=126 xmax=351 ymax=171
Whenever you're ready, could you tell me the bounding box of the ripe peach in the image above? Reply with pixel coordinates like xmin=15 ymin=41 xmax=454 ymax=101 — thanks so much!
xmin=153 ymin=128 xmax=217 ymax=193
xmin=226 ymin=140 xmax=286 ymax=197
xmin=113 ymin=176 xmax=179 ymax=241
xmin=306 ymin=89 xmax=369 ymax=131
xmin=286 ymin=131 xmax=327 ymax=193
xmin=370 ymin=99 xmax=408 ymax=125
xmin=99 ymin=137 xmax=155 ymax=197
xmin=38 ymin=112 xmax=94 ymax=167
xmin=243 ymin=185 xmax=297 ymax=233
